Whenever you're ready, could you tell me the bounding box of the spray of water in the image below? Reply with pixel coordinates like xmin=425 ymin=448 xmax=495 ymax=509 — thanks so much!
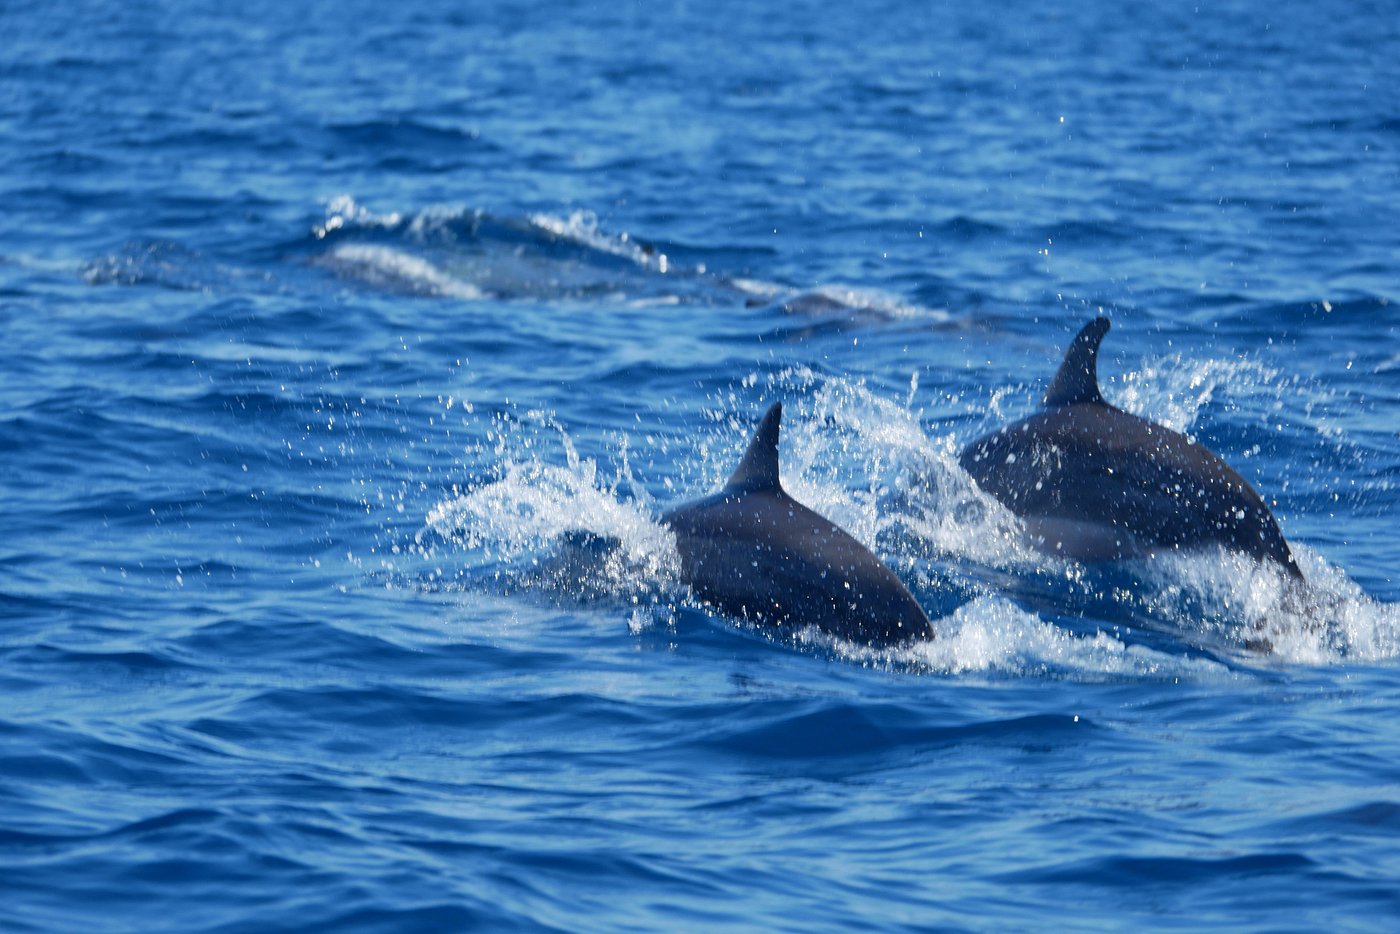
xmin=415 ymin=366 xmax=1397 ymax=671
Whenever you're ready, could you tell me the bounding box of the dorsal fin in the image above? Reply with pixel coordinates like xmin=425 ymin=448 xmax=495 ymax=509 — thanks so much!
xmin=1043 ymin=317 xmax=1111 ymax=406
xmin=725 ymin=402 xmax=783 ymax=492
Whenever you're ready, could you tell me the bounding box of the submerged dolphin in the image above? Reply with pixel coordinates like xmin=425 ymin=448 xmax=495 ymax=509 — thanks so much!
xmin=959 ymin=318 xmax=1302 ymax=578
xmin=663 ymin=403 xmax=934 ymax=647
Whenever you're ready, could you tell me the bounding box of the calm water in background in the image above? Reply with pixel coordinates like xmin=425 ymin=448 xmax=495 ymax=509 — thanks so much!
xmin=3 ymin=0 xmax=1400 ymax=930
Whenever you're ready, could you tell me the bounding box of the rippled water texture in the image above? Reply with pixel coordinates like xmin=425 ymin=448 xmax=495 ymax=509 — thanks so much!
xmin=3 ymin=0 xmax=1399 ymax=930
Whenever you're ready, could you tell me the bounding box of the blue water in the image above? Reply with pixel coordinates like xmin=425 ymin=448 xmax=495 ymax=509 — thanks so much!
xmin=3 ymin=0 xmax=1399 ymax=929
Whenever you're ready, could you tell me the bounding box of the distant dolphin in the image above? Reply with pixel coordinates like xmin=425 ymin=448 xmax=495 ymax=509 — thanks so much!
xmin=959 ymin=318 xmax=1302 ymax=578
xmin=663 ymin=403 xmax=934 ymax=646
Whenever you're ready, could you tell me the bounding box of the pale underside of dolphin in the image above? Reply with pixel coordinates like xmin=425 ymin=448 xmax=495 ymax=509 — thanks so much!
xmin=959 ymin=318 xmax=1302 ymax=578
xmin=662 ymin=403 xmax=935 ymax=647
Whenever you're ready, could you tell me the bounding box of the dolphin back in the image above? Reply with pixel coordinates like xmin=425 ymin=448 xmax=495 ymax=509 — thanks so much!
xmin=663 ymin=403 xmax=933 ymax=646
xmin=961 ymin=318 xmax=1302 ymax=579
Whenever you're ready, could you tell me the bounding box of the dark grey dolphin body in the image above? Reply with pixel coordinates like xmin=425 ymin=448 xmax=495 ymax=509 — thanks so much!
xmin=663 ymin=403 xmax=934 ymax=647
xmin=959 ymin=318 xmax=1302 ymax=578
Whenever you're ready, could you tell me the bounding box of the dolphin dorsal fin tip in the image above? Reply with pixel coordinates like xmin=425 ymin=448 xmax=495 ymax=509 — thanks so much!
xmin=725 ymin=402 xmax=783 ymax=491
xmin=1043 ymin=317 xmax=1111 ymax=407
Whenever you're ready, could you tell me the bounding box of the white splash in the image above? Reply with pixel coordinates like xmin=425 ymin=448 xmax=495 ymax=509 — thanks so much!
xmin=774 ymin=378 xmax=1040 ymax=569
xmin=421 ymin=369 xmax=1397 ymax=671
xmin=1136 ymin=545 xmax=1400 ymax=665
xmin=313 ymin=194 xmax=404 ymax=239
xmin=1114 ymin=354 xmax=1282 ymax=434
xmin=422 ymin=426 xmax=679 ymax=601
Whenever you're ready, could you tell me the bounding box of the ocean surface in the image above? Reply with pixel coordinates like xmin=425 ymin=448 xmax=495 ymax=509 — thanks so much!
xmin=3 ymin=0 xmax=1399 ymax=930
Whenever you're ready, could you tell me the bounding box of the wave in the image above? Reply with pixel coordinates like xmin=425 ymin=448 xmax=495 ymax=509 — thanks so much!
xmin=1230 ymin=294 xmax=1395 ymax=325
xmin=325 ymin=119 xmax=492 ymax=150
xmin=78 ymin=195 xmax=954 ymax=324
xmin=308 ymin=197 xmax=687 ymax=303
xmin=305 ymin=196 xmax=951 ymax=322
xmin=1000 ymin=851 xmax=1317 ymax=886
xmin=701 ymin=701 xmax=1092 ymax=760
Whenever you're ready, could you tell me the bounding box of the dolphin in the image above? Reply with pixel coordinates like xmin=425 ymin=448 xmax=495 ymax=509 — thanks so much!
xmin=662 ymin=403 xmax=935 ymax=647
xmin=958 ymin=318 xmax=1302 ymax=578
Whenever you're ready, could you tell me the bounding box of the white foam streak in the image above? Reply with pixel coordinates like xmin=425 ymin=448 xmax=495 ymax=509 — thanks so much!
xmin=912 ymin=596 xmax=1219 ymax=676
xmin=328 ymin=244 xmax=483 ymax=299
xmin=727 ymin=277 xmax=786 ymax=299
xmin=798 ymin=596 xmax=1229 ymax=678
xmin=806 ymin=284 xmax=947 ymax=321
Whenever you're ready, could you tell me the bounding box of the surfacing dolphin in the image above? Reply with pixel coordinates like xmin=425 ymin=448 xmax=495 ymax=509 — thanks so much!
xmin=959 ymin=318 xmax=1302 ymax=578
xmin=663 ymin=403 xmax=934 ymax=647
